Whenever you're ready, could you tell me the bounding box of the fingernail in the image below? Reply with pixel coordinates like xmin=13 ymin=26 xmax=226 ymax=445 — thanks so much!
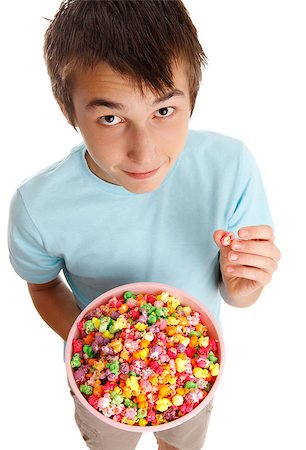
xmin=240 ymin=229 xmax=248 ymax=238
xmin=233 ymin=242 xmax=242 ymax=250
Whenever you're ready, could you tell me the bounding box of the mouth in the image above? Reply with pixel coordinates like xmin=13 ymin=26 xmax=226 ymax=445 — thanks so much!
xmin=123 ymin=167 xmax=160 ymax=179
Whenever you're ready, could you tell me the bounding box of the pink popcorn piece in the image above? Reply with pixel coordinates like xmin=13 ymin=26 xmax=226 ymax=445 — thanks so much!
xmin=221 ymin=231 xmax=235 ymax=247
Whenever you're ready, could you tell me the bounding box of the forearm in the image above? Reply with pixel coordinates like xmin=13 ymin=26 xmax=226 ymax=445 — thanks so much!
xmin=27 ymin=276 xmax=81 ymax=340
xmin=219 ymin=280 xmax=264 ymax=308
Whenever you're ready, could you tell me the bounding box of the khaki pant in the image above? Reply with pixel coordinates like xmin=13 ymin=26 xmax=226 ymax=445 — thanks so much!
xmin=70 ymin=389 xmax=214 ymax=450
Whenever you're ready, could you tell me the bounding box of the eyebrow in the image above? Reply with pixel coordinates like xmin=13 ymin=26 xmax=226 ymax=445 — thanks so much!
xmin=85 ymin=88 xmax=185 ymax=111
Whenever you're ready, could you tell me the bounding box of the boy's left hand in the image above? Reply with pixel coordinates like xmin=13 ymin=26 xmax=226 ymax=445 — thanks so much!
xmin=213 ymin=225 xmax=281 ymax=301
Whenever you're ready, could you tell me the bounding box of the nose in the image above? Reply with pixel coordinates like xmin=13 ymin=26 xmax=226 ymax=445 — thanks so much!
xmin=126 ymin=125 xmax=157 ymax=168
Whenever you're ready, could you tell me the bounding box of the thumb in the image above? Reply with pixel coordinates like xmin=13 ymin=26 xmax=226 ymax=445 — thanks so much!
xmin=213 ymin=229 xmax=227 ymax=249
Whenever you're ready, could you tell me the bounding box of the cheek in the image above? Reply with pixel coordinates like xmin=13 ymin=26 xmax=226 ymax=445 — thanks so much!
xmin=163 ymin=115 xmax=189 ymax=149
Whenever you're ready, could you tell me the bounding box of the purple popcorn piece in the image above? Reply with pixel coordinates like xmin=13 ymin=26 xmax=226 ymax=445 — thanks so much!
xmin=74 ymin=365 xmax=89 ymax=383
xmin=119 ymin=362 xmax=130 ymax=374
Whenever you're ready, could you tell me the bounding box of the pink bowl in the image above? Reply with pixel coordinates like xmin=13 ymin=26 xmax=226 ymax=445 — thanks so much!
xmin=65 ymin=282 xmax=225 ymax=432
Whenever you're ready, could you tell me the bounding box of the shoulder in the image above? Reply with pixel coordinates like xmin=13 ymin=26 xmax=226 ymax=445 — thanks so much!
xmin=185 ymin=129 xmax=247 ymax=158
xmin=182 ymin=129 xmax=251 ymax=173
xmin=17 ymin=143 xmax=85 ymax=204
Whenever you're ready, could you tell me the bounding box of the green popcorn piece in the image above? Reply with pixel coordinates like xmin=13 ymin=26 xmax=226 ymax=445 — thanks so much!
xmin=83 ymin=344 xmax=94 ymax=358
xmin=112 ymin=394 xmax=123 ymax=405
xmin=147 ymin=314 xmax=157 ymax=324
xmin=184 ymin=381 xmax=197 ymax=389
xmin=80 ymin=384 xmax=93 ymax=395
xmin=137 ymin=408 xmax=147 ymax=419
xmin=99 ymin=316 xmax=111 ymax=332
xmin=106 ymin=360 xmax=120 ymax=375
xmin=124 ymin=291 xmax=136 ymax=300
xmin=84 ymin=320 xmax=95 ymax=334
xmin=70 ymin=353 xmax=81 ymax=368
xmin=208 ymin=351 xmax=218 ymax=363
xmin=190 ymin=330 xmax=202 ymax=338
xmin=124 ymin=398 xmax=133 ymax=407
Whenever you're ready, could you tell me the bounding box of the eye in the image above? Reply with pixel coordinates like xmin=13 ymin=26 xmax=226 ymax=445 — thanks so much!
xmin=98 ymin=115 xmax=123 ymax=126
xmin=155 ymin=107 xmax=175 ymax=118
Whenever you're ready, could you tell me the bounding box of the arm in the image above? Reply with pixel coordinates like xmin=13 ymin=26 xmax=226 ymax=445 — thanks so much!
xmin=27 ymin=276 xmax=82 ymax=340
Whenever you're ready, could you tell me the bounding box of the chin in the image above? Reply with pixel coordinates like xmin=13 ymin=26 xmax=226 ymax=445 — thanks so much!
xmin=119 ymin=165 xmax=169 ymax=194
xmin=125 ymin=180 xmax=162 ymax=194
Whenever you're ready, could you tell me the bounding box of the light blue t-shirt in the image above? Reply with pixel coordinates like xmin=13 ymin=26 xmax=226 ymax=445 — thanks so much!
xmin=8 ymin=130 xmax=273 ymax=323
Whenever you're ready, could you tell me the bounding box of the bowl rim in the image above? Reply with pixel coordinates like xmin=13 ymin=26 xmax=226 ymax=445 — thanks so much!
xmin=65 ymin=281 xmax=225 ymax=432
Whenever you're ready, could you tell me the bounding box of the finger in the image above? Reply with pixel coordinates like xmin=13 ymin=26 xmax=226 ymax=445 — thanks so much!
xmin=238 ymin=225 xmax=274 ymax=241
xmin=226 ymin=251 xmax=278 ymax=273
xmin=213 ymin=229 xmax=228 ymax=248
xmin=230 ymin=239 xmax=281 ymax=261
xmin=225 ymin=264 xmax=273 ymax=285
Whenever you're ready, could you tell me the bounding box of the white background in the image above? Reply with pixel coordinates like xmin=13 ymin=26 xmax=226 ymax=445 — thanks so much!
xmin=1 ymin=1 xmax=305 ymax=449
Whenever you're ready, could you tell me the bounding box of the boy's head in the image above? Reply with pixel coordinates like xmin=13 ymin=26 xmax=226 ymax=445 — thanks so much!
xmin=44 ymin=0 xmax=207 ymax=193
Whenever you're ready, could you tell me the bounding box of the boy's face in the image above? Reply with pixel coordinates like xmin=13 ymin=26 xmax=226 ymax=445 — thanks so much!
xmin=69 ymin=62 xmax=191 ymax=194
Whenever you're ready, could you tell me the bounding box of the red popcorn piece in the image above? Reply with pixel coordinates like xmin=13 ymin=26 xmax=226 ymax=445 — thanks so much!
xmin=77 ymin=319 xmax=86 ymax=333
xmin=72 ymin=338 xmax=83 ymax=353
xmin=128 ymin=309 xmax=140 ymax=320
xmin=185 ymin=347 xmax=196 ymax=358
xmin=88 ymin=395 xmax=99 ymax=409
xmin=167 ymin=347 xmax=177 ymax=359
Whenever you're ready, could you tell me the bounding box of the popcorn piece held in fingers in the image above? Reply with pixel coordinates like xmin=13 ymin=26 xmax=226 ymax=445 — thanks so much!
xmin=221 ymin=232 xmax=235 ymax=247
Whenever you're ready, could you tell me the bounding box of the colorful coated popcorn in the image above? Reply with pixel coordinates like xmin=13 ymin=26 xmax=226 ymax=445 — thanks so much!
xmin=70 ymin=291 xmax=220 ymax=427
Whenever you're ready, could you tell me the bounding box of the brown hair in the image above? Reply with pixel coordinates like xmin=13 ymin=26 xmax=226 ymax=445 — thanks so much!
xmin=44 ymin=0 xmax=207 ymax=128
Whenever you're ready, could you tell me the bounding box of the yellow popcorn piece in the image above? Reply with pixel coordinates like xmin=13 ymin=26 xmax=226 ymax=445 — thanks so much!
xmin=116 ymin=316 xmax=127 ymax=330
xmin=126 ymin=376 xmax=140 ymax=392
xmin=160 ymin=292 xmax=170 ymax=302
xmin=172 ymin=394 xmax=184 ymax=406
xmin=93 ymin=360 xmax=105 ymax=371
xmin=121 ymin=418 xmax=137 ymax=425
xmin=156 ymin=398 xmax=172 ymax=412
xmin=179 ymin=336 xmax=190 ymax=347
xmin=92 ymin=317 xmax=101 ymax=330
xmin=144 ymin=331 xmax=154 ymax=341
xmin=175 ymin=357 xmax=188 ymax=373
xmin=109 ymin=339 xmax=123 ymax=353
xmin=182 ymin=306 xmax=192 ymax=316
xmin=149 ymin=374 xmax=159 ymax=386
xmin=198 ymin=336 xmax=209 ymax=347
xmin=193 ymin=367 xmax=204 ymax=378
xmin=135 ymin=322 xmax=148 ymax=332
xmin=138 ymin=419 xmax=148 ymax=426
xmin=165 ymin=375 xmax=176 ymax=385
xmin=193 ymin=367 xmax=210 ymax=379
xmin=139 ymin=348 xmax=149 ymax=359
xmin=178 ymin=316 xmax=188 ymax=326
xmin=210 ymin=363 xmax=220 ymax=376
xmin=166 ymin=296 xmax=180 ymax=309
xmin=159 ymin=385 xmax=171 ymax=398
xmin=102 ymin=330 xmax=114 ymax=339
xmin=155 ymin=414 xmax=167 ymax=424
xmin=122 ymin=387 xmax=132 ymax=398
xmin=167 ymin=316 xmax=179 ymax=326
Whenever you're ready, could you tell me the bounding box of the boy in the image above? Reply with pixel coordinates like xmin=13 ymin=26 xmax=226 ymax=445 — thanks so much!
xmin=8 ymin=1 xmax=281 ymax=449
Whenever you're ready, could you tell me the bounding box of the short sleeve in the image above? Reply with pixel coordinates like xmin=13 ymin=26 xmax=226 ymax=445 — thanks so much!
xmin=8 ymin=190 xmax=64 ymax=283
xmin=227 ymin=144 xmax=274 ymax=233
